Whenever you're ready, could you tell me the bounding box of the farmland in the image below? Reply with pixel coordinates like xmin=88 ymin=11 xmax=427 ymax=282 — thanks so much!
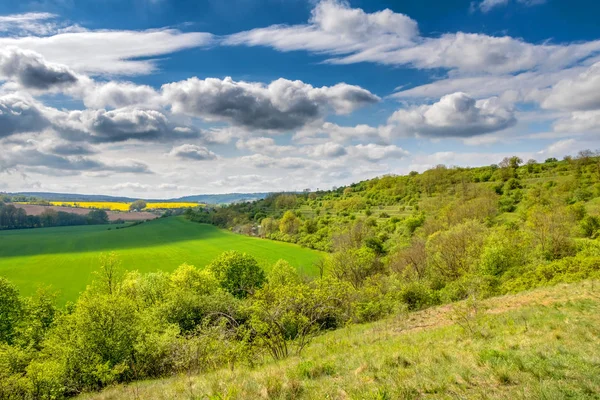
xmin=0 ymin=217 xmax=322 ymax=303
xmin=47 ymin=201 xmax=202 ymax=211
xmin=13 ymin=203 xmax=157 ymax=222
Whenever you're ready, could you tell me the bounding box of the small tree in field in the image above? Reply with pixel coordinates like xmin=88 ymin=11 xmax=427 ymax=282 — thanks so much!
xmin=129 ymin=200 xmax=147 ymax=211
xmin=208 ymin=251 xmax=266 ymax=298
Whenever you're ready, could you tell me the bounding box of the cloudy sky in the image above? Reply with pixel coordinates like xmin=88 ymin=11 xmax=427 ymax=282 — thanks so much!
xmin=0 ymin=0 xmax=598 ymax=198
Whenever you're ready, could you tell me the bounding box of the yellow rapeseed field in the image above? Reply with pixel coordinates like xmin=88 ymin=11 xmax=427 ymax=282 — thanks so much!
xmin=47 ymin=201 xmax=201 ymax=211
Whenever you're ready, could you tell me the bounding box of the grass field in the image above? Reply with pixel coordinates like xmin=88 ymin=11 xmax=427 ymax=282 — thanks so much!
xmin=46 ymin=201 xmax=201 ymax=211
xmin=0 ymin=217 xmax=322 ymax=303
xmin=79 ymin=281 xmax=600 ymax=400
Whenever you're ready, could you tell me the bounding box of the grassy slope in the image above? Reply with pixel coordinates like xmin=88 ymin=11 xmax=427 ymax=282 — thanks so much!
xmin=0 ymin=217 xmax=322 ymax=303
xmin=81 ymin=281 xmax=600 ymax=400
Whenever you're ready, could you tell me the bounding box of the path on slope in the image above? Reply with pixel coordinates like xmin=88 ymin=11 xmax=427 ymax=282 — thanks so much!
xmin=0 ymin=217 xmax=322 ymax=303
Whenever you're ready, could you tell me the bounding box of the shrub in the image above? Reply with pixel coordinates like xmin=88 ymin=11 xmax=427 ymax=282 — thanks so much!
xmin=208 ymin=251 xmax=266 ymax=299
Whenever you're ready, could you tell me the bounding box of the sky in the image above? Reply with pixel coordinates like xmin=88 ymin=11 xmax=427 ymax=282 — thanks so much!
xmin=0 ymin=0 xmax=599 ymax=198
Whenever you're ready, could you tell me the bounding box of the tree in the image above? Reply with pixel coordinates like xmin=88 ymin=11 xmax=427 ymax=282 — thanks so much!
xmin=426 ymin=220 xmax=487 ymax=280
xmin=129 ymin=200 xmax=147 ymax=211
xmin=260 ymin=217 xmax=279 ymax=237
xmin=0 ymin=277 xmax=23 ymax=344
xmin=95 ymin=253 xmax=123 ymax=295
xmin=279 ymin=211 xmax=300 ymax=235
xmin=208 ymin=251 xmax=266 ymax=298
xmin=328 ymin=247 xmax=384 ymax=289
xmin=87 ymin=209 xmax=109 ymax=224
xmin=527 ymin=206 xmax=576 ymax=260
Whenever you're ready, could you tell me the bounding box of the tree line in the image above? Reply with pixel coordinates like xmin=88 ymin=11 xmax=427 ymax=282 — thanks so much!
xmin=0 ymin=202 xmax=110 ymax=230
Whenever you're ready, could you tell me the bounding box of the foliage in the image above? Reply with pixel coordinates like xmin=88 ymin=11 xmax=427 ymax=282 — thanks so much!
xmin=208 ymin=251 xmax=266 ymax=298
xmin=129 ymin=200 xmax=147 ymax=211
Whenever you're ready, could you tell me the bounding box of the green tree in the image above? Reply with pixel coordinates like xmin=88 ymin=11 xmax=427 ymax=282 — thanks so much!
xmin=0 ymin=277 xmax=23 ymax=344
xmin=328 ymin=247 xmax=384 ymax=289
xmin=129 ymin=200 xmax=147 ymax=211
xmin=279 ymin=211 xmax=300 ymax=235
xmin=208 ymin=251 xmax=266 ymax=298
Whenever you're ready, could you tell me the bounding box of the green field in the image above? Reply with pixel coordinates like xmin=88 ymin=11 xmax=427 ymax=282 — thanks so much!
xmin=0 ymin=217 xmax=322 ymax=303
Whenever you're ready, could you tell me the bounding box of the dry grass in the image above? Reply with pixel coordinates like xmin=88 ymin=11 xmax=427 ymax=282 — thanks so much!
xmin=79 ymin=280 xmax=600 ymax=400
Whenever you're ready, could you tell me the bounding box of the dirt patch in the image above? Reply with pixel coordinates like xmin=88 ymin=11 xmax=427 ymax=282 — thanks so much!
xmin=13 ymin=204 xmax=158 ymax=222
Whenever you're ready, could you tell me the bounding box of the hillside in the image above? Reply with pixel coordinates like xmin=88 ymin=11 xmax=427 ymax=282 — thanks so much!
xmin=79 ymin=281 xmax=600 ymax=399
xmin=2 ymin=155 xmax=600 ymax=400
xmin=0 ymin=217 xmax=322 ymax=303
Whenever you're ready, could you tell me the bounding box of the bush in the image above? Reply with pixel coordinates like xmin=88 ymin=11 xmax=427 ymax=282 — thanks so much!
xmin=400 ymin=281 xmax=437 ymax=311
xmin=208 ymin=251 xmax=266 ymax=299
xmin=501 ymin=256 xmax=600 ymax=293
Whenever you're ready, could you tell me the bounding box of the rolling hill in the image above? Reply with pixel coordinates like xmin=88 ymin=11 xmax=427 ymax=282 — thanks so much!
xmin=0 ymin=217 xmax=322 ymax=303
xmin=78 ymin=281 xmax=600 ymax=400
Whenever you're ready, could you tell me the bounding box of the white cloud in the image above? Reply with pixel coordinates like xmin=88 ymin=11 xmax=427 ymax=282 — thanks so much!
xmin=0 ymin=93 xmax=50 ymax=138
xmin=0 ymin=47 xmax=79 ymax=90
xmin=0 ymin=13 xmax=70 ymax=36
xmin=77 ymin=80 xmax=161 ymax=109
xmin=294 ymin=121 xmax=388 ymax=144
xmin=224 ymin=0 xmax=418 ymax=56
xmin=226 ymin=1 xmax=598 ymax=76
xmin=553 ymin=111 xmax=600 ymax=133
xmin=236 ymin=137 xmax=294 ymax=155
xmin=241 ymin=154 xmax=319 ymax=169
xmin=55 ymin=107 xmax=200 ymax=143
xmin=542 ymin=62 xmax=600 ymax=111
xmin=348 ymin=144 xmax=409 ymax=162
xmin=0 ymin=28 xmax=212 ymax=76
xmin=476 ymin=0 xmax=509 ymax=13
xmin=305 ymin=142 xmax=347 ymax=158
xmin=0 ymin=141 xmax=151 ymax=175
xmin=389 ymin=92 xmax=516 ymax=137
xmin=168 ymin=144 xmax=218 ymax=161
xmin=162 ymin=76 xmax=379 ymax=131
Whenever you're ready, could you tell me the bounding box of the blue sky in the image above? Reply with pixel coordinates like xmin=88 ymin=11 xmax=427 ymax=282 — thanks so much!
xmin=0 ymin=0 xmax=599 ymax=197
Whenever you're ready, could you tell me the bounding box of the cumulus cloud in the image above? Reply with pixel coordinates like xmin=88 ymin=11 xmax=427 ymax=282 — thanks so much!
xmin=78 ymin=80 xmax=161 ymax=109
xmin=0 ymin=94 xmax=50 ymax=138
xmin=168 ymin=144 xmax=218 ymax=161
xmin=348 ymin=144 xmax=409 ymax=162
xmin=542 ymin=62 xmax=600 ymax=111
xmin=55 ymin=108 xmax=200 ymax=143
xmin=306 ymin=142 xmax=347 ymax=158
xmin=162 ymin=77 xmax=379 ymax=131
xmin=225 ymin=0 xmax=418 ymax=55
xmin=389 ymin=92 xmax=516 ymax=137
xmin=0 ymin=47 xmax=78 ymax=90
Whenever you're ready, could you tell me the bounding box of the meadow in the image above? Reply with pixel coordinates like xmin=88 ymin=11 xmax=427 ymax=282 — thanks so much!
xmin=79 ymin=281 xmax=600 ymax=400
xmin=0 ymin=217 xmax=322 ymax=303
xmin=47 ymin=201 xmax=201 ymax=211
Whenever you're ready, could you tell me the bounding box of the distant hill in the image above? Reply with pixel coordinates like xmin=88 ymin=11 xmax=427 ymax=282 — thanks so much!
xmin=7 ymin=191 xmax=271 ymax=204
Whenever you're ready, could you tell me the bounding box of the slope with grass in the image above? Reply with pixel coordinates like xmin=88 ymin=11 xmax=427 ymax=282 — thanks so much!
xmin=79 ymin=281 xmax=600 ymax=400
xmin=0 ymin=217 xmax=322 ymax=303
